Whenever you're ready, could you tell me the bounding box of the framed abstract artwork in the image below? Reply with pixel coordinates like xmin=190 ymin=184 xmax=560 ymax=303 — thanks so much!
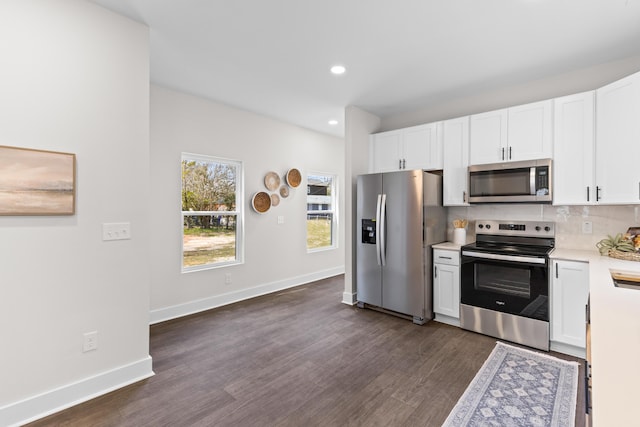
xmin=0 ymin=145 xmax=76 ymax=215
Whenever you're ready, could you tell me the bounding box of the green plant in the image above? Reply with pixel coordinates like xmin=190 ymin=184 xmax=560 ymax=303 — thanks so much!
xmin=596 ymin=233 xmax=635 ymax=255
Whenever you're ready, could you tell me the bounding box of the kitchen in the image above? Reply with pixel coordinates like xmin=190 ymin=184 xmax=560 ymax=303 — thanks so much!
xmin=4 ymin=1 xmax=640 ymax=426
xmin=349 ymin=69 xmax=640 ymax=426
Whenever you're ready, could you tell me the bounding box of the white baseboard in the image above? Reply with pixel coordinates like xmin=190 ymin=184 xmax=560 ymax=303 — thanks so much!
xmin=1 ymin=356 xmax=154 ymax=427
xmin=342 ymin=291 xmax=357 ymax=305
xmin=150 ymin=267 xmax=345 ymax=324
xmin=434 ymin=314 xmax=461 ymax=327
xmin=550 ymin=341 xmax=586 ymax=359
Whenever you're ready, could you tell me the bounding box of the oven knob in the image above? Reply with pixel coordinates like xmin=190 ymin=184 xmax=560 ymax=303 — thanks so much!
xmin=544 ymin=226 xmax=551 ymax=232
xmin=535 ymin=226 xmax=541 ymax=231
xmin=485 ymin=224 xmax=491 ymax=230
xmin=478 ymin=224 xmax=484 ymax=229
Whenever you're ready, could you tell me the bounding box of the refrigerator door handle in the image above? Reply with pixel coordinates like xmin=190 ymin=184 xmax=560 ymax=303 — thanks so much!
xmin=375 ymin=194 xmax=382 ymax=266
xmin=380 ymin=193 xmax=387 ymax=266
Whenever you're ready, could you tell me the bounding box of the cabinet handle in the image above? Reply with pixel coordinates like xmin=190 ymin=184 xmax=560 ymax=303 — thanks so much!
xmin=402 ymin=159 xmax=406 ymax=169
xmin=509 ymin=146 xmax=512 ymax=160
xmin=463 ymin=191 xmax=467 ymax=203
xmin=399 ymin=159 xmax=402 ymax=169
xmin=439 ymin=256 xmax=452 ymax=260
xmin=587 ymin=186 xmax=590 ymax=202
xmin=434 ymin=266 xmax=437 ymax=278
xmin=501 ymin=147 xmax=505 ymax=161
xmin=596 ymin=186 xmax=601 ymax=201
xmin=555 ymin=263 xmax=559 ymax=279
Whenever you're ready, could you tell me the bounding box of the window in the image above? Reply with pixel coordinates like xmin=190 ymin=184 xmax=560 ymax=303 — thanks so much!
xmin=306 ymin=173 xmax=337 ymax=251
xmin=181 ymin=153 xmax=243 ymax=271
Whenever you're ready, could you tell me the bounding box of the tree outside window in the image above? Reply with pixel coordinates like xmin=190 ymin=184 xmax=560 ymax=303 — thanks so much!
xmin=181 ymin=153 xmax=243 ymax=271
xmin=306 ymin=173 xmax=337 ymax=251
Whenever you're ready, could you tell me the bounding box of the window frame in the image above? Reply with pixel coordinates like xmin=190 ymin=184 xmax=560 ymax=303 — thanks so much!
xmin=181 ymin=152 xmax=244 ymax=273
xmin=306 ymin=172 xmax=338 ymax=253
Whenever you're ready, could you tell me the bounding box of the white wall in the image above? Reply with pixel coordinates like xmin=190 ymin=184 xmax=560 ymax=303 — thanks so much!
xmin=343 ymin=106 xmax=381 ymax=303
xmin=447 ymin=205 xmax=640 ymax=251
xmin=380 ymin=55 xmax=640 ymax=132
xmin=149 ymin=85 xmax=345 ymax=322
xmin=0 ymin=1 xmax=151 ymax=425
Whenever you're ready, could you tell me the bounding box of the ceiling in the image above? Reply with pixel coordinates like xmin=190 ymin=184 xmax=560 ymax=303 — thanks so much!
xmin=89 ymin=0 xmax=640 ymax=138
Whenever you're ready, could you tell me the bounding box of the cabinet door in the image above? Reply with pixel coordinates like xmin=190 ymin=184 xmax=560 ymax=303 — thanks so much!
xmin=596 ymin=71 xmax=640 ymax=204
xmin=469 ymin=109 xmax=507 ymax=165
xmin=507 ymin=100 xmax=553 ymax=162
xmin=553 ymin=92 xmax=595 ymax=205
xmin=443 ymin=116 xmax=470 ymax=206
xmin=551 ymin=260 xmax=589 ymax=348
xmin=403 ymin=122 xmax=444 ymax=170
xmin=370 ymin=130 xmax=402 ymax=173
xmin=433 ymin=263 xmax=460 ymax=319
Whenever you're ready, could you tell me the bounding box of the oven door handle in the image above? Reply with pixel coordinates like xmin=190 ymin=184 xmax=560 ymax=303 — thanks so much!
xmin=462 ymin=250 xmax=546 ymax=265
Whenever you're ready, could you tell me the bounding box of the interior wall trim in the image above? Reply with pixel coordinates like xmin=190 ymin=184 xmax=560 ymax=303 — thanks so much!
xmin=0 ymin=356 xmax=154 ymax=427
xmin=342 ymin=291 xmax=357 ymax=305
xmin=150 ymin=267 xmax=345 ymax=325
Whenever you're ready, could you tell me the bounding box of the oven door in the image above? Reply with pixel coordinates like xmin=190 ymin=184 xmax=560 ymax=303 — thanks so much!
xmin=461 ymin=250 xmax=549 ymax=321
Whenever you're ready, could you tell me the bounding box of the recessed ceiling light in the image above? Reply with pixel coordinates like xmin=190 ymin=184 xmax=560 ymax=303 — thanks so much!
xmin=328 ymin=119 xmax=339 ymax=126
xmin=330 ymin=65 xmax=346 ymax=75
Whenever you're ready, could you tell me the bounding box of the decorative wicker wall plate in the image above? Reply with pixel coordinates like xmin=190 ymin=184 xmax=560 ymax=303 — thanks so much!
xmin=279 ymin=185 xmax=289 ymax=198
xmin=286 ymin=168 xmax=301 ymax=188
xmin=251 ymin=191 xmax=271 ymax=213
xmin=264 ymin=171 xmax=280 ymax=191
xmin=270 ymin=193 xmax=280 ymax=206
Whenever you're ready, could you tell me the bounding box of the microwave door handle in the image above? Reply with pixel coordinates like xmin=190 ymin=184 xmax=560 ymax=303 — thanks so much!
xmin=462 ymin=250 xmax=546 ymax=264
xmin=530 ymin=167 xmax=536 ymax=195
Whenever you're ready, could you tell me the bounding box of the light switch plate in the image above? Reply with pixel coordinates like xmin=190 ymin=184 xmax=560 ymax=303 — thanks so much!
xmin=582 ymin=221 xmax=593 ymax=234
xmin=102 ymin=222 xmax=131 ymax=241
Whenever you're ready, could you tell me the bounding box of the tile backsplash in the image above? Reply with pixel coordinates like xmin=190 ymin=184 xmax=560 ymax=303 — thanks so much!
xmin=447 ymin=205 xmax=640 ymax=250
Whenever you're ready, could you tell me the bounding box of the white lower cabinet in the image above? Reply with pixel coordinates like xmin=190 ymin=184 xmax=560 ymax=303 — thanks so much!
xmin=433 ymin=248 xmax=460 ymax=326
xmin=550 ymin=259 xmax=589 ymax=358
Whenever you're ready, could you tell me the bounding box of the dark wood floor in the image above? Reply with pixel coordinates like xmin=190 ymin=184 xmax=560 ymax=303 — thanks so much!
xmin=28 ymin=275 xmax=585 ymax=426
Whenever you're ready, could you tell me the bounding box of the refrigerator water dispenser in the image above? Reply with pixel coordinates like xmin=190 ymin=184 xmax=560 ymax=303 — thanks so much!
xmin=362 ymin=219 xmax=376 ymax=244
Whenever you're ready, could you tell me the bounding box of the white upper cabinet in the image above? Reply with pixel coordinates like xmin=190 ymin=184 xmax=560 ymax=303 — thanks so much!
xmin=404 ymin=122 xmax=444 ymax=170
xmin=469 ymin=100 xmax=553 ymax=165
xmin=370 ymin=130 xmax=402 ymax=173
xmin=442 ymin=116 xmax=470 ymax=206
xmin=553 ymin=91 xmax=595 ymax=205
xmin=595 ymin=71 xmax=640 ymax=204
xmin=469 ymin=109 xmax=507 ymax=165
xmin=370 ymin=122 xmax=443 ymax=173
xmin=508 ymin=100 xmax=553 ymax=161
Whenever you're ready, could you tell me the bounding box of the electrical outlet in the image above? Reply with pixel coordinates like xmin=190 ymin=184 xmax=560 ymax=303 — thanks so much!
xmin=225 ymin=273 xmax=232 ymax=284
xmin=582 ymin=221 xmax=593 ymax=234
xmin=102 ymin=222 xmax=131 ymax=241
xmin=277 ymin=216 xmax=284 ymax=224
xmin=83 ymin=331 xmax=98 ymax=352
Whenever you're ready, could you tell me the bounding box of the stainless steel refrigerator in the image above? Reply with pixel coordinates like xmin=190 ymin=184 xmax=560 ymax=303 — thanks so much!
xmin=356 ymin=170 xmax=446 ymax=324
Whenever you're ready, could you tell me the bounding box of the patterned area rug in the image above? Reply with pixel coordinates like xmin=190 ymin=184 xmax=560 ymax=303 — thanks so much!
xmin=443 ymin=341 xmax=579 ymax=427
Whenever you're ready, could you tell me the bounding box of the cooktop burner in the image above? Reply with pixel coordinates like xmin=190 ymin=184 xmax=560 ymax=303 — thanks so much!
xmin=464 ymin=220 xmax=556 ymax=257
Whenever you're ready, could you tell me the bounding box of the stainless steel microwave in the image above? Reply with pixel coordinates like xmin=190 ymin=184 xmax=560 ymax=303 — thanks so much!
xmin=468 ymin=159 xmax=552 ymax=203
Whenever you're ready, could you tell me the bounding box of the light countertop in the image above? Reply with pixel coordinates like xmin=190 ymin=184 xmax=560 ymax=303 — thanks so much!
xmin=432 ymin=241 xmax=464 ymax=251
xmin=552 ymin=248 xmax=640 ymax=426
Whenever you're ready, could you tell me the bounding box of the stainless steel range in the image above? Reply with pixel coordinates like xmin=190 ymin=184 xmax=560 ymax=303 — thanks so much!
xmin=460 ymin=220 xmax=555 ymax=351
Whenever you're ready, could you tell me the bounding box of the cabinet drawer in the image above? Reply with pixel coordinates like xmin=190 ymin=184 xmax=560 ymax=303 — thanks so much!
xmin=433 ymin=249 xmax=460 ymax=266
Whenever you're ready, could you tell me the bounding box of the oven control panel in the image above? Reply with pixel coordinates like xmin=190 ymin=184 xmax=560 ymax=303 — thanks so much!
xmin=475 ymin=220 xmax=555 ymax=238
